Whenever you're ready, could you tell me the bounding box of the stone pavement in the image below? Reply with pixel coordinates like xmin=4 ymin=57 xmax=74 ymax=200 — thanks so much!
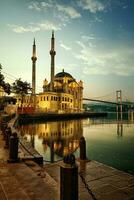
xmin=0 ymin=132 xmax=59 ymax=200
xmin=44 ymin=160 xmax=134 ymax=200
xmin=0 ymin=130 xmax=134 ymax=200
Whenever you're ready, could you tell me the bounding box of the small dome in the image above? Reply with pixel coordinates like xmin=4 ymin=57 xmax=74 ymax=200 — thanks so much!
xmin=55 ymin=70 xmax=73 ymax=79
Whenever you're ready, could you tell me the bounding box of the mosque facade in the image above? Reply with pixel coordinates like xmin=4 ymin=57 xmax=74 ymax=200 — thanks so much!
xmin=22 ymin=31 xmax=84 ymax=113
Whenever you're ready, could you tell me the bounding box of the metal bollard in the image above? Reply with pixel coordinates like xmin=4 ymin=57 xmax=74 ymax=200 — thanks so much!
xmin=60 ymin=154 xmax=78 ymax=200
xmin=1 ymin=123 xmax=8 ymax=140
xmin=5 ymin=127 xmax=12 ymax=149
xmin=79 ymin=137 xmax=87 ymax=160
xmin=9 ymin=132 xmax=19 ymax=162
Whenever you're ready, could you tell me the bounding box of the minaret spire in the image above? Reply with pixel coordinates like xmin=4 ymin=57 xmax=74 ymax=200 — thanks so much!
xmin=50 ymin=30 xmax=56 ymax=91
xmin=31 ymin=38 xmax=37 ymax=96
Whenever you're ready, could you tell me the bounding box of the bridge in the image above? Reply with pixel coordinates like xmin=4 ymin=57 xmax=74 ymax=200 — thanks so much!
xmin=83 ymin=98 xmax=134 ymax=106
xmin=83 ymin=90 xmax=134 ymax=107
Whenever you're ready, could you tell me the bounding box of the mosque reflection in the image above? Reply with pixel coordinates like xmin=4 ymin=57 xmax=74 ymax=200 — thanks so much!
xmin=18 ymin=120 xmax=83 ymax=162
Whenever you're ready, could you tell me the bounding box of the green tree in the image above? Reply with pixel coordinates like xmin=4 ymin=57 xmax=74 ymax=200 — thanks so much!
xmin=12 ymin=78 xmax=32 ymax=108
xmin=0 ymin=64 xmax=11 ymax=95
xmin=0 ymin=64 xmax=5 ymax=87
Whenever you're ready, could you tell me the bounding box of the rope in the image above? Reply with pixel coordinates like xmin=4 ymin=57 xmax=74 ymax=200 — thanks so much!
xmin=19 ymin=140 xmax=36 ymax=158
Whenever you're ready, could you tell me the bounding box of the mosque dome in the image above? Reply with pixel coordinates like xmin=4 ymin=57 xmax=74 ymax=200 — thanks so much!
xmin=55 ymin=69 xmax=74 ymax=79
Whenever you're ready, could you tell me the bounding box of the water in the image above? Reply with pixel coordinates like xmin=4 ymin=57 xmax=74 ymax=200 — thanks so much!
xmin=18 ymin=112 xmax=134 ymax=174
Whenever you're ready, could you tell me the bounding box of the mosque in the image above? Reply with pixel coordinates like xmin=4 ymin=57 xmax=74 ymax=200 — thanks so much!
xmin=22 ymin=31 xmax=84 ymax=113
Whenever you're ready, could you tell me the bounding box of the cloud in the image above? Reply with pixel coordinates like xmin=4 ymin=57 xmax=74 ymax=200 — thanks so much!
xmin=7 ymin=24 xmax=40 ymax=33
xmin=8 ymin=21 xmax=61 ymax=33
xmin=28 ymin=1 xmax=81 ymax=20
xmin=28 ymin=1 xmax=54 ymax=10
xmin=60 ymin=41 xmax=72 ymax=51
xmin=78 ymin=0 xmax=106 ymax=13
xmin=75 ymin=40 xmax=134 ymax=76
xmin=77 ymin=0 xmax=129 ymax=13
xmin=56 ymin=5 xmax=81 ymax=19
xmin=80 ymin=35 xmax=96 ymax=47
xmin=37 ymin=21 xmax=61 ymax=31
xmin=81 ymin=35 xmax=95 ymax=40
xmin=28 ymin=2 xmax=41 ymax=11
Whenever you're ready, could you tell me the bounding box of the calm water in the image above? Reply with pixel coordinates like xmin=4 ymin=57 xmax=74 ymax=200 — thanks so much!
xmin=18 ymin=112 xmax=134 ymax=174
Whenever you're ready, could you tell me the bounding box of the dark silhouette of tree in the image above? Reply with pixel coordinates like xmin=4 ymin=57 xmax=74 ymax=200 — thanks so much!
xmin=0 ymin=64 xmax=4 ymax=86
xmin=12 ymin=78 xmax=32 ymax=108
xmin=0 ymin=64 xmax=11 ymax=95
xmin=3 ymin=83 xmax=11 ymax=95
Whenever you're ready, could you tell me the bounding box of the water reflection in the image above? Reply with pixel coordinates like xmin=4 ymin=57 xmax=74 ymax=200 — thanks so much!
xmin=18 ymin=120 xmax=83 ymax=162
xmin=128 ymin=110 xmax=134 ymax=123
xmin=17 ymin=112 xmax=134 ymax=174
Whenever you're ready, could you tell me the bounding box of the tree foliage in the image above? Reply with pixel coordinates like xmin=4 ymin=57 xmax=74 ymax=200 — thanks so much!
xmin=12 ymin=79 xmax=32 ymax=109
xmin=12 ymin=78 xmax=32 ymax=96
xmin=0 ymin=64 xmax=11 ymax=95
xmin=0 ymin=64 xmax=5 ymax=86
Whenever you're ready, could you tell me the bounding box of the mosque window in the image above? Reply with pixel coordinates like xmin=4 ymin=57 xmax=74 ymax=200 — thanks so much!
xmin=44 ymin=96 xmax=45 ymax=101
xmin=51 ymin=96 xmax=53 ymax=100
xmin=65 ymin=97 xmax=67 ymax=101
xmin=47 ymin=96 xmax=49 ymax=101
xmin=59 ymin=97 xmax=61 ymax=101
xmin=41 ymin=97 xmax=42 ymax=101
xmin=62 ymin=97 xmax=64 ymax=101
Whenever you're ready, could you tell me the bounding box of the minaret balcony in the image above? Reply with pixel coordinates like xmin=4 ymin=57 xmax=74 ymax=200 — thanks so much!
xmin=31 ymin=56 xmax=37 ymax=61
xmin=50 ymin=50 xmax=56 ymax=55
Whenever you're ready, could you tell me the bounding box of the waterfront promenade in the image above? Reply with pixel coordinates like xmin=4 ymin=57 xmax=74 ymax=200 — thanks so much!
xmin=0 ymin=129 xmax=134 ymax=199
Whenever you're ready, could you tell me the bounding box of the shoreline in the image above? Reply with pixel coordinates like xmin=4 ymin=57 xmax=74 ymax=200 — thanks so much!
xmin=17 ymin=112 xmax=107 ymax=124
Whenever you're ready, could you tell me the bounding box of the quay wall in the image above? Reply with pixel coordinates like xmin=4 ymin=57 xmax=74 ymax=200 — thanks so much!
xmin=17 ymin=112 xmax=107 ymax=125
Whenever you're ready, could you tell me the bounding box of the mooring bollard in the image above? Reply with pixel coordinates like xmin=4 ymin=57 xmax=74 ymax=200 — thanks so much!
xmin=60 ymin=154 xmax=78 ymax=200
xmin=5 ymin=127 xmax=12 ymax=149
xmin=9 ymin=132 xmax=19 ymax=162
xmin=1 ymin=123 xmax=8 ymax=140
xmin=79 ymin=136 xmax=87 ymax=160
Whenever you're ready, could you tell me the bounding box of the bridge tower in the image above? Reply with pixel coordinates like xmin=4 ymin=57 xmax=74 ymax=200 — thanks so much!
xmin=116 ymin=90 xmax=122 ymax=120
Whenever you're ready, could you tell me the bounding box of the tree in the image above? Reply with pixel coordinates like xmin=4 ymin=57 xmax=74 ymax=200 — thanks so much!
xmin=12 ymin=78 xmax=32 ymax=108
xmin=0 ymin=63 xmax=11 ymax=95
xmin=0 ymin=64 xmax=5 ymax=87
xmin=3 ymin=83 xmax=11 ymax=95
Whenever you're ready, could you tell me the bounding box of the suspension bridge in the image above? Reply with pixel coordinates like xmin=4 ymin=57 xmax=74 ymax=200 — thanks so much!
xmin=83 ymin=90 xmax=134 ymax=107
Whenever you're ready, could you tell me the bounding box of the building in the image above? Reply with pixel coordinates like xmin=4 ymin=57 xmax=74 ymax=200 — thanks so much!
xmin=36 ymin=31 xmax=84 ymax=113
xmin=0 ymin=86 xmax=4 ymax=97
xmin=20 ymin=31 xmax=84 ymax=113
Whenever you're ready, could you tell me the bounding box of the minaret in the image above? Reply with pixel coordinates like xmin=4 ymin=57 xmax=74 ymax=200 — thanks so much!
xmin=31 ymin=38 xmax=37 ymax=95
xmin=50 ymin=30 xmax=56 ymax=91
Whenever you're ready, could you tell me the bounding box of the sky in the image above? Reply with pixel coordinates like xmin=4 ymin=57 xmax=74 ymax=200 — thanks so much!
xmin=0 ymin=0 xmax=134 ymax=101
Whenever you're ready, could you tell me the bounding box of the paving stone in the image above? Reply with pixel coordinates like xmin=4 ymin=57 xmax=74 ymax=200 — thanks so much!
xmin=96 ymin=189 xmax=130 ymax=200
xmin=0 ymin=183 xmax=7 ymax=200
xmin=123 ymin=185 xmax=134 ymax=199
xmin=79 ymin=191 xmax=93 ymax=200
